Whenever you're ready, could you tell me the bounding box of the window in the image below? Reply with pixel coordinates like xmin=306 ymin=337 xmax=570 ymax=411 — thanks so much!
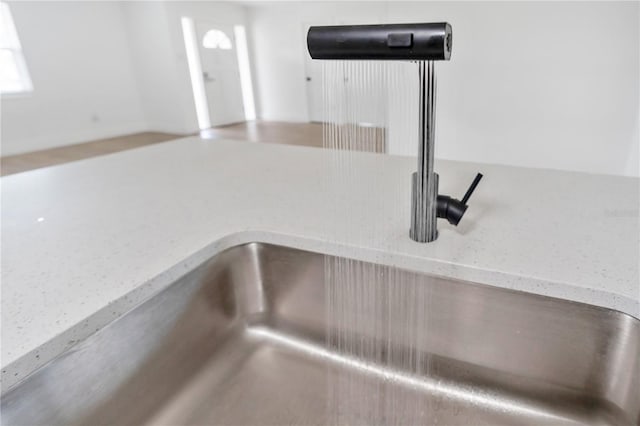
xmin=202 ymin=29 xmax=232 ymax=50
xmin=0 ymin=2 xmax=32 ymax=94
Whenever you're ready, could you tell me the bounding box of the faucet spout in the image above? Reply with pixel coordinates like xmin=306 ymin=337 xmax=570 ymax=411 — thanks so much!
xmin=410 ymin=61 xmax=439 ymax=242
xmin=304 ymin=22 xmax=484 ymax=243
xmin=409 ymin=62 xmax=483 ymax=242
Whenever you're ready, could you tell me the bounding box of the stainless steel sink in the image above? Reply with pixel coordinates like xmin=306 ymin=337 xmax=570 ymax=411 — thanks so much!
xmin=2 ymin=243 xmax=639 ymax=425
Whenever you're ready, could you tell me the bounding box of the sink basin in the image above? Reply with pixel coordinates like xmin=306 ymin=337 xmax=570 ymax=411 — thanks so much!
xmin=2 ymin=243 xmax=639 ymax=425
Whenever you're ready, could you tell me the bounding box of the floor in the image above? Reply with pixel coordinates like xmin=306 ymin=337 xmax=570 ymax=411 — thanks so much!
xmin=200 ymin=121 xmax=323 ymax=148
xmin=203 ymin=121 xmax=384 ymax=152
xmin=1 ymin=122 xmax=324 ymax=177
xmin=1 ymin=132 xmax=183 ymax=176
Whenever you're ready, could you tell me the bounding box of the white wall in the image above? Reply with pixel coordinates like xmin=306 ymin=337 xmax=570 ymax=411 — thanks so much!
xmin=248 ymin=1 xmax=640 ymax=177
xmin=121 ymin=2 xmax=186 ymax=135
xmin=1 ymin=1 xmax=147 ymax=156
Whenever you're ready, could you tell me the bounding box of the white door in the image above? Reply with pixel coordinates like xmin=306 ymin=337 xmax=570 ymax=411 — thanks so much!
xmin=195 ymin=22 xmax=245 ymax=127
xmin=304 ymin=23 xmax=326 ymax=123
xmin=304 ymin=54 xmax=324 ymax=122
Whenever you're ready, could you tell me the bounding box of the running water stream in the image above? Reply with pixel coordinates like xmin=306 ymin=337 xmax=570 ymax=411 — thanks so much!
xmin=322 ymin=60 xmax=440 ymax=424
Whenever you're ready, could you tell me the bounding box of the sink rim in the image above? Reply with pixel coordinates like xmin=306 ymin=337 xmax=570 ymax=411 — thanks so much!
xmin=2 ymin=234 xmax=639 ymax=396
xmin=2 ymin=241 xmax=639 ymax=426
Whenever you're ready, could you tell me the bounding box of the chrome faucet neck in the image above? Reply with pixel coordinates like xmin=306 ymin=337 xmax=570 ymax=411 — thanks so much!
xmin=410 ymin=61 xmax=484 ymax=243
xmin=410 ymin=61 xmax=439 ymax=243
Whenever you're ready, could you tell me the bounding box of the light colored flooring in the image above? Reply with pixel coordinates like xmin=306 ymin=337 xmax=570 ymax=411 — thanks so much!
xmin=0 ymin=122 xmax=324 ymax=177
xmin=205 ymin=121 xmax=383 ymax=152
xmin=200 ymin=121 xmax=323 ymax=148
xmin=0 ymin=132 xmax=183 ymax=176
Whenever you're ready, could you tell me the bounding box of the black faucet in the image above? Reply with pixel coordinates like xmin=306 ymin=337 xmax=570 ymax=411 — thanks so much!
xmin=307 ymin=22 xmax=483 ymax=242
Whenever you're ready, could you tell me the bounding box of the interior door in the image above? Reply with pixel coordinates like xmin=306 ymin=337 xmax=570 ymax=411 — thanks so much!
xmin=195 ymin=22 xmax=245 ymax=127
xmin=304 ymin=23 xmax=328 ymax=123
xmin=304 ymin=56 xmax=324 ymax=122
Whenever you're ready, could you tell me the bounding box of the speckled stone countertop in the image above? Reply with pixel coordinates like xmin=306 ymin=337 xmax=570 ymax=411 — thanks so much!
xmin=2 ymin=137 xmax=638 ymax=391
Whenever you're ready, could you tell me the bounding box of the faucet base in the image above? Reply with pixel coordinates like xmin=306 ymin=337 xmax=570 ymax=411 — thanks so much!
xmin=410 ymin=171 xmax=439 ymax=243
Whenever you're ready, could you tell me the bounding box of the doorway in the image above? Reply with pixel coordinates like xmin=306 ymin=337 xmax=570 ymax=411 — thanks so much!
xmin=303 ymin=23 xmax=325 ymax=123
xmin=182 ymin=18 xmax=255 ymax=129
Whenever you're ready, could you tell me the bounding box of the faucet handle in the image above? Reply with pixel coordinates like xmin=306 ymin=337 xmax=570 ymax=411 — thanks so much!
xmin=437 ymin=173 xmax=483 ymax=226
xmin=461 ymin=173 xmax=483 ymax=205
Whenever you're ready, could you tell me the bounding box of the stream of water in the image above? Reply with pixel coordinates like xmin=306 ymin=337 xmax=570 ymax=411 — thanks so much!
xmin=322 ymin=60 xmax=437 ymax=424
